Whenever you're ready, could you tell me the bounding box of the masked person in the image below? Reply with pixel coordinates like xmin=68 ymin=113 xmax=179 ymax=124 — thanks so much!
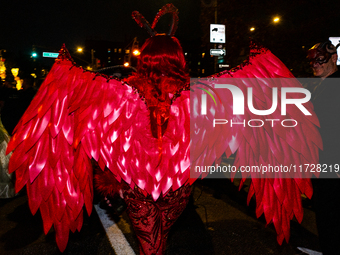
xmin=307 ymin=40 xmax=340 ymax=255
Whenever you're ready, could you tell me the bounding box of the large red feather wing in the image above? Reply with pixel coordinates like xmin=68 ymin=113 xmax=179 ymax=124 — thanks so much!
xmin=70 ymin=68 xmax=190 ymax=201
xmin=7 ymin=45 xmax=191 ymax=250
xmin=6 ymin=46 xmax=97 ymax=251
xmin=191 ymin=44 xmax=322 ymax=244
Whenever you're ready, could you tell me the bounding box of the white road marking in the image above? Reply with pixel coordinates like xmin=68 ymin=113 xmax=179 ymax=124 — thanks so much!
xmin=94 ymin=204 xmax=136 ymax=255
xmin=297 ymin=247 xmax=322 ymax=255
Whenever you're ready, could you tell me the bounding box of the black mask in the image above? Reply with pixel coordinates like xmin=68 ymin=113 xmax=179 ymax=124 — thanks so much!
xmin=307 ymin=41 xmax=336 ymax=66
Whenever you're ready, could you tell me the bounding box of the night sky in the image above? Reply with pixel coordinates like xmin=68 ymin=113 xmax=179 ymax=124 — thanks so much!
xmin=1 ymin=0 xmax=201 ymax=54
xmin=1 ymin=0 xmax=339 ymax=75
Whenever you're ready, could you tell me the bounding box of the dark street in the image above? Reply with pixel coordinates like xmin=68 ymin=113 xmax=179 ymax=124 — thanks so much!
xmin=1 ymin=178 xmax=320 ymax=255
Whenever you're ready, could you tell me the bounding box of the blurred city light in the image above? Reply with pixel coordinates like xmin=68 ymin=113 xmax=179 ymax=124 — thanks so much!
xmin=11 ymin=68 xmax=22 ymax=90
xmin=77 ymin=47 xmax=83 ymax=53
xmin=31 ymin=52 xmax=37 ymax=58
xmin=250 ymin=27 xmax=255 ymax=32
xmin=133 ymin=49 xmax=140 ymax=56
xmin=11 ymin=68 xmax=19 ymax=77
xmin=273 ymin=17 xmax=280 ymax=23
xmin=0 ymin=51 xmax=5 ymax=81
xmin=124 ymin=62 xmax=130 ymax=67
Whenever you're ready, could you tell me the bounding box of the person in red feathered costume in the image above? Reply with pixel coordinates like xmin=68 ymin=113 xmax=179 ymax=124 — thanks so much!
xmin=6 ymin=4 xmax=322 ymax=254
xmin=95 ymin=25 xmax=192 ymax=255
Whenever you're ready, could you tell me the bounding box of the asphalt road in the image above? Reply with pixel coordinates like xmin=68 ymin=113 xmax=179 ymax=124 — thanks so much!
xmin=0 ymin=178 xmax=320 ymax=255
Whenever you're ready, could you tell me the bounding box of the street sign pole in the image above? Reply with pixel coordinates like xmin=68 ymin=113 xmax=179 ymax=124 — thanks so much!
xmin=210 ymin=23 xmax=226 ymax=73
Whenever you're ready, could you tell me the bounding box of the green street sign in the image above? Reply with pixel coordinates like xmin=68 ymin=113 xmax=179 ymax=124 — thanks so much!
xmin=43 ymin=52 xmax=59 ymax=58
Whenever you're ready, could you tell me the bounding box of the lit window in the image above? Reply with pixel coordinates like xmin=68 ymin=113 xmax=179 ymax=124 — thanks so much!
xmin=118 ymin=48 xmax=122 ymax=53
xmin=202 ymin=53 xmax=205 ymax=58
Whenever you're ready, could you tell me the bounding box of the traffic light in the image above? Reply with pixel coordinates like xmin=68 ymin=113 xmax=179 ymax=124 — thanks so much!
xmin=32 ymin=45 xmax=38 ymax=58
xmin=96 ymin=58 xmax=101 ymax=69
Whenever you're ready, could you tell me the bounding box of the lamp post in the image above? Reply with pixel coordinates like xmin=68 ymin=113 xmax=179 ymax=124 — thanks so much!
xmin=124 ymin=37 xmax=139 ymax=67
xmin=76 ymin=47 xmax=95 ymax=70
xmin=91 ymin=49 xmax=95 ymax=70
